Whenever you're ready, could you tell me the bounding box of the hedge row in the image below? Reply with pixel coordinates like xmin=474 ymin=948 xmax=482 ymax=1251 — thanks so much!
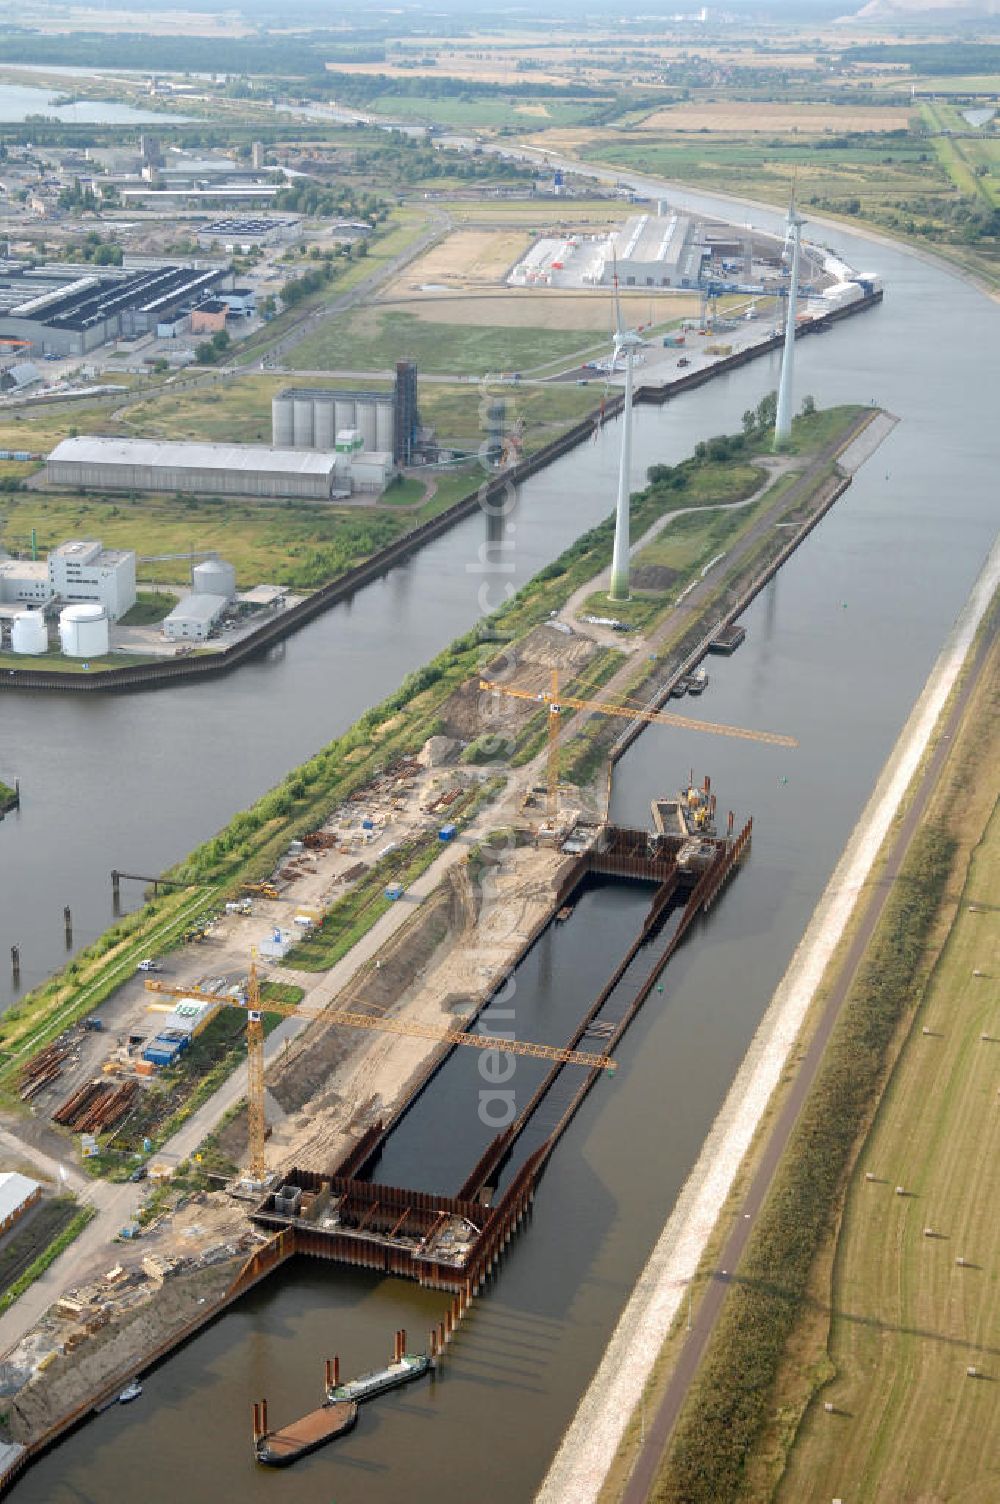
xmin=655 ymin=825 xmax=956 ymax=1504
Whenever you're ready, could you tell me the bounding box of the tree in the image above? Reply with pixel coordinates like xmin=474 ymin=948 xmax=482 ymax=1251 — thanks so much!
xmin=800 ymin=394 xmax=816 ymax=417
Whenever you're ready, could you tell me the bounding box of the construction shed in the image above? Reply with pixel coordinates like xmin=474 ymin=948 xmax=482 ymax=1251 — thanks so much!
xmin=46 ymin=436 xmax=340 ymax=500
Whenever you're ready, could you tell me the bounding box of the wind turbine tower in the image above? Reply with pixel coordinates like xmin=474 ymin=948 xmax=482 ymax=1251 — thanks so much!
xmin=609 ymin=265 xmax=644 ymax=603
xmin=774 ymin=192 xmax=805 ymax=448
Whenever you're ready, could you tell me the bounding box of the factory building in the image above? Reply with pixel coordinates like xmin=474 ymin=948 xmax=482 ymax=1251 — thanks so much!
xmin=507 ymin=209 xmax=704 ymax=291
xmin=273 ymin=360 xmax=419 ymax=465
xmin=48 ymin=539 xmax=136 ymax=621
xmin=0 ymin=559 xmax=51 ymax=606
xmin=162 ymin=594 xmax=229 ymax=642
xmin=190 ymin=300 xmax=229 ymax=335
xmin=0 ymin=1172 xmax=41 ymax=1234
xmin=0 ymin=260 xmax=234 ymax=357
xmin=46 ymin=437 xmax=343 ymax=501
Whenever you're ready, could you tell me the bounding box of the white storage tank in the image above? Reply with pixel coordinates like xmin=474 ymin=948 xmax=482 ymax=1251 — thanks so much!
xmin=59 ymin=603 xmax=109 ymax=658
xmin=192 ymin=558 xmax=236 ymax=600
xmin=335 ymin=397 xmax=356 ymax=434
xmin=11 ymin=611 xmax=48 ymax=655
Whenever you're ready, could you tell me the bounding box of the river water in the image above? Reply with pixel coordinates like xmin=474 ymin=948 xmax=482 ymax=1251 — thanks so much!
xmin=5 ymin=193 xmax=999 ymax=1501
xmin=0 ymin=82 xmax=193 ymax=124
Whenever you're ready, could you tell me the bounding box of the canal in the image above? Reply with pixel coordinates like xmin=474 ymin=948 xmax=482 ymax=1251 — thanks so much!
xmin=6 ymin=191 xmax=1000 ymax=1501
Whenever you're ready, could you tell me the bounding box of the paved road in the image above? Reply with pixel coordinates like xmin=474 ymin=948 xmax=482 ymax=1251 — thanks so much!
xmin=620 ymin=598 xmax=1000 ymax=1504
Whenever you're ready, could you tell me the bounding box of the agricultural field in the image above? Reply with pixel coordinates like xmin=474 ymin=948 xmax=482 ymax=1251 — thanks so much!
xmin=385 ymin=228 xmax=534 ymax=292
xmin=775 ymin=675 xmax=1000 ymax=1504
xmin=635 ymin=102 xmax=915 ymax=134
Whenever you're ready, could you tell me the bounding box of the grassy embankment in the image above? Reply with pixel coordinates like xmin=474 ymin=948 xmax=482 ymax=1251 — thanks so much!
xmin=771 ymin=639 xmax=1000 ymax=1502
xmin=557 ymin=405 xmax=864 ymax=786
xmin=0 ymin=421 xmax=809 ymax=1110
xmin=647 ymin=607 xmax=1000 ymax=1504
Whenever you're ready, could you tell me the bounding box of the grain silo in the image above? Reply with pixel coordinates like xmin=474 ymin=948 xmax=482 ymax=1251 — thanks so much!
xmin=292 ymin=396 xmax=314 ymax=448
xmin=271 ymin=394 xmax=294 ymax=447
xmin=192 ymin=558 xmax=236 ymax=600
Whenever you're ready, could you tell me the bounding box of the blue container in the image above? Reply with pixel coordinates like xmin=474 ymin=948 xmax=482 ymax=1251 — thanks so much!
xmin=362 ymin=818 xmax=375 ymax=830
xmin=438 ymin=824 xmax=457 ymax=842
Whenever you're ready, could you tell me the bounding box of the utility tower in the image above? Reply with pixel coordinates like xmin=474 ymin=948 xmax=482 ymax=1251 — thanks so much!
xmin=774 ymin=192 xmax=805 ymax=448
xmin=609 ymin=262 xmax=643 ymax=603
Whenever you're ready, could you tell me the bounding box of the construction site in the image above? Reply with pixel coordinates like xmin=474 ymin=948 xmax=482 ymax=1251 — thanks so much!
xmin=0 ymin=391 xmax=889 ymax=1486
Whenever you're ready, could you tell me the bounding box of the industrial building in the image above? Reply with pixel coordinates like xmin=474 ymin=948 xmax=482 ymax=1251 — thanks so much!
xmin=0 ymin=559 xmax=51 ymax=606
xmin=196 ymin=217 xmax=298 ymax=250
xmin=0 ymin=259 xmax=235 ymax=357
xmin=162 ymin=594 xmax=229 ymax=642
xmin=0 ymin=1172 xmax=41 ymax=1234
xmin=48 ymin=540 xmax=136 ymax=621
xmin=273 ymin=360 xmax=419 ymax=465
xmin=0 ymin=538 xmax=136 ymax=619
xmin=46 ymin=437 xmax=344 ymax=501
xmin=508 ymin=210 xmax=703 ymax=291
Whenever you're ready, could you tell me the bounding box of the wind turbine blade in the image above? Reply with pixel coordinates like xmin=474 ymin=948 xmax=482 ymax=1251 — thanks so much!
xmin=612 ymin=249 xmax=624 ymax=341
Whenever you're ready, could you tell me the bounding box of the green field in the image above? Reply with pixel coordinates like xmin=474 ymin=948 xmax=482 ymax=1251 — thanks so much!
xmin=370 ymin=93 xmax=602 ymax=129
xmin=288 ymin=306 xmax=600 ymax=376
xmin=572 ymin=126 xmax=999 ymax=285
xmin=0 ymin=491 xmax=413 ymax=591
xmin=777 ymin=775 xmax=1000 ymax=1500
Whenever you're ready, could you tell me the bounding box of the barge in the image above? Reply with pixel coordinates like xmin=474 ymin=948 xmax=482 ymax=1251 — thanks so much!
xmin=326 ymin=1334 xmax=432 ymax=1405
xmin=707 ymin=623 xmax=746 ymax=655
xmin=253 ymin=1398 xmax=358 ymax=1467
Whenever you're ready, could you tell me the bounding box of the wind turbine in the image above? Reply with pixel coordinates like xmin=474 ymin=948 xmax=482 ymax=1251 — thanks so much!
xmin=774 ymin=184 xmax=805 ymax=447
xmin=608 ymin=256 xmax=644 ymax=603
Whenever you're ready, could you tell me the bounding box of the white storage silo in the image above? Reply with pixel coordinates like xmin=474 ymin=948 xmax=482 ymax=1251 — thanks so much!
xmin=193 ymin=558 xmax=236 ymax=600
xmin=11 ymin=611 xmax=48 ymax=655
xmin=59 ymin=603 xmax=109 ymax=658
xmin=334 ymin=398 xmax=356 ymax=434
xmin=272 ymin=395 xmax=294 ymax=447
xmin=357 ymin=402 xmax=377 ymax=451
xmin=313 ymin=398 xmax=335 ymax=451
xmin=292 ymin=398 xmax=314 ymax=448
xmin=375 ymin=402 xmax=394 ymax=455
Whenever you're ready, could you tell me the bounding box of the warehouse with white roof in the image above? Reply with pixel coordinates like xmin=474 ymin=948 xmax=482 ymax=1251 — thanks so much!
xmin=0 ymin=1172 xmax=42 ymax=1234
xmin=46 ymin=436 xmax=343 ymax=501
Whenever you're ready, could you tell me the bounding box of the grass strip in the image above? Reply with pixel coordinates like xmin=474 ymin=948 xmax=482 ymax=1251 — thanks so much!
xmin=653 ymin=825 xmax=955 ymax=1504
xmin=0 ymin=1205 xmax=95 ymax=1317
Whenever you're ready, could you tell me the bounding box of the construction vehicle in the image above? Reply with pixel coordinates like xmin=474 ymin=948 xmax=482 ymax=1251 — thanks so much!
xmin=145 ymin=965 xmax=615 ymax=1182
xmin=480 ymin=669 xmax=796 ymax=824
xmin=241 ymin=882 xmax=280 ymax=901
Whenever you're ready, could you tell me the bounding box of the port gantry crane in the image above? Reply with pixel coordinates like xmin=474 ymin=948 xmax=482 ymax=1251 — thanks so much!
xmin=480 ymin=668 xmax=798 ymax=823
xmin=145 ymin=965 xmax=614 ymax=1182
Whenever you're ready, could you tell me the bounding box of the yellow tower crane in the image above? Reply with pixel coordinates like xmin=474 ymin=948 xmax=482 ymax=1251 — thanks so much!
xmin=480 ymin=669 xmax=797 ymax=823
xmin=145 ymin=966 xmax=614 ymax=1182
